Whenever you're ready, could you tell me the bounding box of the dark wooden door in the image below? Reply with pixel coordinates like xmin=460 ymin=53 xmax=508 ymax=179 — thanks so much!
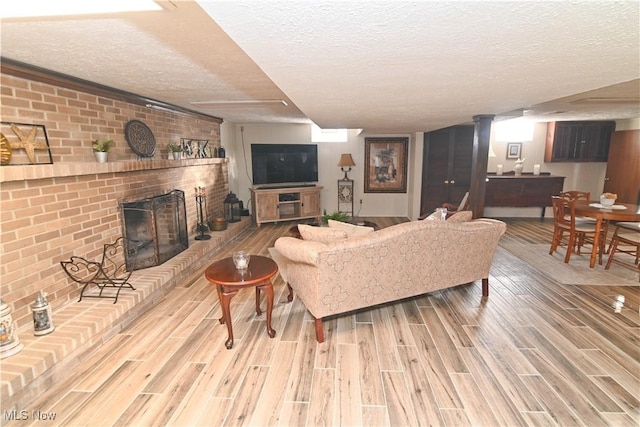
xmin=603 ymin=130 xmax=640 ymax=204
xmin=420 ymin=125 xmax=473 ymax=216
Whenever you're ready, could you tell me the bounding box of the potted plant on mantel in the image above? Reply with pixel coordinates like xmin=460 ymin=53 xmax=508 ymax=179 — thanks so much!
xmin=92 ymin=139 xmax=113 ymax=163
xmin=168 ymin=142 xmax=183 ymax=160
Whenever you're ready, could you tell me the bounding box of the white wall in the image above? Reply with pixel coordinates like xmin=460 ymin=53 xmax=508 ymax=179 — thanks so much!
xmin=485 ymin=119 xmax=640 ymax=218
xmin=486 ymin=122 xmax=605 ymax=217
xmin=222 ymin=122 xmax=413 ymax=218
xmin=223 ymin=118 xmax=639 ymax=219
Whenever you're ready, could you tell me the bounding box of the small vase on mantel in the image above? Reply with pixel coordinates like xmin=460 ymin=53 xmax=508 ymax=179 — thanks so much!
xmin=94 ymin=152 xmax=109 ymax=163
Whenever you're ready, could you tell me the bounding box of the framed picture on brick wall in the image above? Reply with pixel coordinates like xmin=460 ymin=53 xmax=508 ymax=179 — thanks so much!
xmin=1 ymin=122 xmax=53 ymax=166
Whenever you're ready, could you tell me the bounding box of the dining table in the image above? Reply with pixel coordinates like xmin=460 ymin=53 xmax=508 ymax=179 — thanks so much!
xmin=574 ymin=201 xmax=640 ymax=268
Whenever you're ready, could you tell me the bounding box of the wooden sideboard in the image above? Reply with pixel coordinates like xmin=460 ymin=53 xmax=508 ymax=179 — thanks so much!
xmin=485 ymin=173 xmax=565 ymax=216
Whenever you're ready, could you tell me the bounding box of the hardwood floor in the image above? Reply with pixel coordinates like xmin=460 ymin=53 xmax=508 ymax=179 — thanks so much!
xmin=9 ymin=218 xmax=639 ymax=426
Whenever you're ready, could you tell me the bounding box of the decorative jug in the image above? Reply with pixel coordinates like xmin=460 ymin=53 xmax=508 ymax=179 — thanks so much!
xmin=514 ymin=158 xmax=525 ymax=176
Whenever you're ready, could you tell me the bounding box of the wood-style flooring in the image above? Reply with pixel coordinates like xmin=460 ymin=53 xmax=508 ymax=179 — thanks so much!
xmin=9 ymin=218 xmax=639 ymax=426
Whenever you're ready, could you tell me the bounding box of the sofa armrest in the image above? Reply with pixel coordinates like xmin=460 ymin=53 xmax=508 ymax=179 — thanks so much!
xmin=472 ymin=218 xmax=507 ymax=235
xmin=274 ymin=237 xmax=326 ymax=265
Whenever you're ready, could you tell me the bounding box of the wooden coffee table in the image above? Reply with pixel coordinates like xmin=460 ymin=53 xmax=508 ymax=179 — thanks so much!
xmin=204 ymin=255 xmax=278 ymax=349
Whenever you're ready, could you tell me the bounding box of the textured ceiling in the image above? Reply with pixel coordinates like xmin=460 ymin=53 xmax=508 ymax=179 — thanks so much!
xmin=1 ymin=0 xmax=639 ymax=133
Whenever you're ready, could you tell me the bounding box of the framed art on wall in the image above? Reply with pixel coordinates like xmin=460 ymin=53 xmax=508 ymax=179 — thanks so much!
xmin=1 ymin=122 xmax=53 ymax=165
xmin=364 ymin=137 xmax=408 ymax=193
xmin=506 ymin=142 xmax=522 ymax=159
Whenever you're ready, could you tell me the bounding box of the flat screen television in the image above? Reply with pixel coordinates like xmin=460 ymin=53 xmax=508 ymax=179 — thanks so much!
xmin=251 ymin=144 xmax=319 ymax=187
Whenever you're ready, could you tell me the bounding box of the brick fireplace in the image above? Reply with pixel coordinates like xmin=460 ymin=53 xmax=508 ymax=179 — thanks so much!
xmin=0 ymin=67 xmax=229 ymax=330
xmin=120 ymin=189 xmax=189 ymax=270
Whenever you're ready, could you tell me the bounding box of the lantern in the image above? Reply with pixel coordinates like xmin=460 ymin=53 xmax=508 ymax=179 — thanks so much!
xmin=224 ymin=192 xmax=242 ymax=223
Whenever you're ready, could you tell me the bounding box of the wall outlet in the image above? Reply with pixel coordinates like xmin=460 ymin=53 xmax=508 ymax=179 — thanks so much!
xmin=359 ymin=199 xmax=363 ymax=205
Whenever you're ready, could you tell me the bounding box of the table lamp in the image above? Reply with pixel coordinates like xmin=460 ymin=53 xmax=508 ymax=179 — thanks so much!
xmin=337 ymin=154 xmax=355 ymax=180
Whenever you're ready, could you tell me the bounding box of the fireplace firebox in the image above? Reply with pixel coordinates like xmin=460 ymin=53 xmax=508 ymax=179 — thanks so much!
xmin=120 ymin=190 xmax=188 ymax=270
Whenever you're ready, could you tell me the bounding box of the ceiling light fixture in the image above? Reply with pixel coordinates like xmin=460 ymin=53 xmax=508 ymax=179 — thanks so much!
xmin=2 ymin=0 xmax=162 ymax=18
xmin=190 ymin=99 xmax=288 ymax=107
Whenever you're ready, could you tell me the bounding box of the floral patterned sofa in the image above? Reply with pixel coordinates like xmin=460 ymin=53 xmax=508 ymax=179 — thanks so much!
xmin=271 ymin=213 xmax=506 ymax=342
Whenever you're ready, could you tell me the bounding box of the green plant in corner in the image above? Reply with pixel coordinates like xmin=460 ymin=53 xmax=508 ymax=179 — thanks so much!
xmin=92 ymin=139 xmax=114 ymax=152
xmin=168 ymin=142 xmax=183 ymax=152
xmin=322 ymin=209 xmax=350 ymax=224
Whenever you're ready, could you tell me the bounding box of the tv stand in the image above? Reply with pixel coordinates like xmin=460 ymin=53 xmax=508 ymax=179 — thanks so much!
xmin=250 ymin=186 xmax=323 ymax=227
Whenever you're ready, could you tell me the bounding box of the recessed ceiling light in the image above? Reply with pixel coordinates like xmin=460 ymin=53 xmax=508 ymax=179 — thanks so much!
xmin=2 ymin=0 xmax=162 ymax=19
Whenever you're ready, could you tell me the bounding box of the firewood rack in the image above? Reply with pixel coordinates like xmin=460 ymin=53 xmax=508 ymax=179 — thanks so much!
xmin=60 ymin=237 xmax=136 ymax=303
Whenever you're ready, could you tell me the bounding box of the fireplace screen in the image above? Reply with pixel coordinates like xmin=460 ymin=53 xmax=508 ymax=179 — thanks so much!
xmin=120 ymin=189 xmax=188 ymax=270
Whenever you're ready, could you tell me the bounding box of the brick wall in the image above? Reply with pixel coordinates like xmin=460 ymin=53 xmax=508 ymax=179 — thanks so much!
xmin=0 ymin=72 xmax=228 ymax=328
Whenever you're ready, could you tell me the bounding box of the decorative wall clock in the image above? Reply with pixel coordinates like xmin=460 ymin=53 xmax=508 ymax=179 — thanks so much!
xmin=124 ymin=120 xmax=156 ymax=157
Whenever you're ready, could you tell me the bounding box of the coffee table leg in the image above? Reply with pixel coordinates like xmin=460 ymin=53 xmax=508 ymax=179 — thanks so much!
xmin=217 ymin=285 xmax=238 ymax=349
xmin=258 ymin=281 xmax=276 ymax=338
xmin=216 ymin=285 xmax=226 ymax=325
xmin=255 ymin=287 xmax=262 ymax=316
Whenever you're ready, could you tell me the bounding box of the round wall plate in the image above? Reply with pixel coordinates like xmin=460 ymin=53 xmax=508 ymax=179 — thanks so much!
xmin=124 ymin=120 xmax=156 ymax=157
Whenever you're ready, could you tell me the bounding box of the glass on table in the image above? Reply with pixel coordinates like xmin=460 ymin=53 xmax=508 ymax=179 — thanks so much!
xmin=232 ymin=251 xmax=250 ymax=269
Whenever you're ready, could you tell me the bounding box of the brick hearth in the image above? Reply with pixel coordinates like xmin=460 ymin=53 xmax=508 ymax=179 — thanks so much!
xmin=1 ymin=217 xmax=251 ymax=411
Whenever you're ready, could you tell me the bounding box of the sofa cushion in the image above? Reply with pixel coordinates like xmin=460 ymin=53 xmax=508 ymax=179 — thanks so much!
xmin=298 ymin=224 xmax=348 ymax=244
xmin=447 ymin=211 xmax=473 ymax=222
xmin=327 ymin=220 xmax=375 ymax=237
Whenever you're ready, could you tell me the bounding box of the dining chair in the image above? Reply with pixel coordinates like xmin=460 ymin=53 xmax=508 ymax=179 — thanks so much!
xmin=560 ymin=191 xmax=590 ymax=201
xmin=560 ymin=191 xmax=595 ymax=223
xmin=605 ymin=222 xmax=640 ymax=280
xmin=549 ymin=195 xmax=606 ymax=264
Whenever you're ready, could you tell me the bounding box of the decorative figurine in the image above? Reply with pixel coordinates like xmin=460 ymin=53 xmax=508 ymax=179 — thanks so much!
xmin=32 ymin=291 xmax=55 ymax=336
xmin=0 ymin=299 xmax=24 ymax=358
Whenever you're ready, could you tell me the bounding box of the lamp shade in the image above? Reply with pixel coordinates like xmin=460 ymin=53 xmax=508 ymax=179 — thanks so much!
xmin=337 ymin=154 xmax=355 ymax=167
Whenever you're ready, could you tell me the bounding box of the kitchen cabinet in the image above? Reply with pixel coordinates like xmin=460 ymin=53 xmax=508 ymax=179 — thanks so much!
xmin=420 ymin=125 xmax=474 ymax=216
xmin=545 ymin=121 xmax=615 ymax=162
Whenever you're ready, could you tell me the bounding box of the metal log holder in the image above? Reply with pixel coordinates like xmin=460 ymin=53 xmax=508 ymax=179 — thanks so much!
xmin=60 ymin=237 xmax=137 ymax=303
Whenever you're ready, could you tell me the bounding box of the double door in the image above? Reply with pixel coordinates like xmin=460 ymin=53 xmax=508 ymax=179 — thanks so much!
xmin=420 ymin=125 xmax=474 ymax=216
